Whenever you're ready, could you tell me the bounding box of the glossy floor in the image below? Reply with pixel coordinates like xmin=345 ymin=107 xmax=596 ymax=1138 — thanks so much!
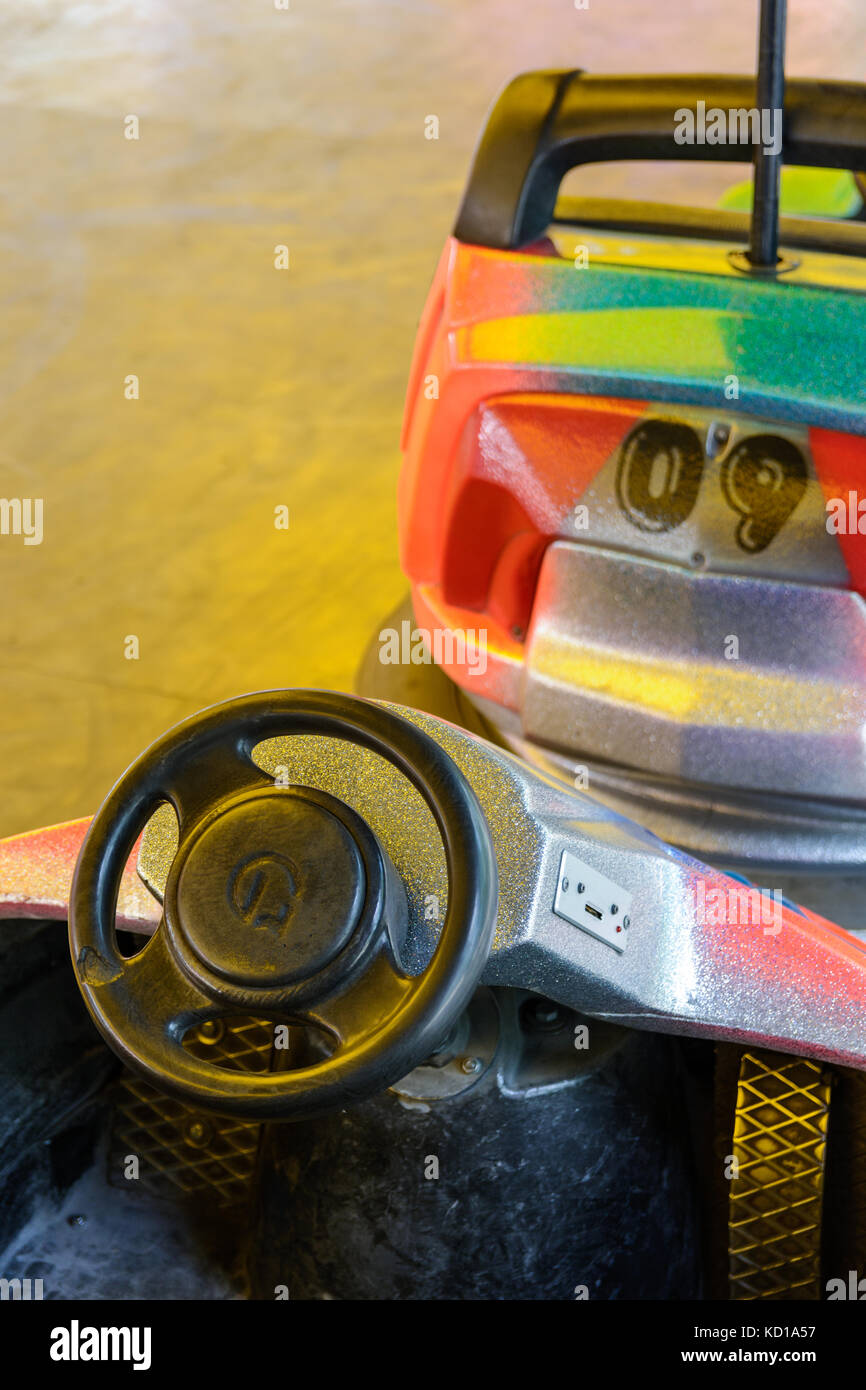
xmin=0 ymin=0 xmax=861 ymax=835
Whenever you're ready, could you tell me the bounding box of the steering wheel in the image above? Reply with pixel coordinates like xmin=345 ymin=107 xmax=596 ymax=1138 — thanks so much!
xmin=69 ymin=690 xmax=498 ymax=1120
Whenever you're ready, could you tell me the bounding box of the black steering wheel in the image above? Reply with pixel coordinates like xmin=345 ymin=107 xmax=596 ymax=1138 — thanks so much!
xmin=69 ymin=690 xmax=498 ymax=1120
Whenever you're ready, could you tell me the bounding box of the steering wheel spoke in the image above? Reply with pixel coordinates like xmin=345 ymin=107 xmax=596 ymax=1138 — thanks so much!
xmin=167 ymin=740 xmax=272 ymax=835
xmin=119 ymin=926 xmax=218 ymax=1036
xmin=301 ymin=949 xmax=414 ymax=1051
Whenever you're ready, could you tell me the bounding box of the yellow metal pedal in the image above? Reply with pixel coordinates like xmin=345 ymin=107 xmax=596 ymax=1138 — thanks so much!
xmin=727 ymin=1049 xmax=830 ymax=1300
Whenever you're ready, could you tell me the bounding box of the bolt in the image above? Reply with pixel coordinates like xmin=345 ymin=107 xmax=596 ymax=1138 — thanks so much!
xmin=460 ymin=1056 xmax=482 ymax=1075
xmin=577 ymin=882 xmax=585 ymax=894
xmin=623 ymin=916 xmax=630 ymax=929
xmin=611 ymin=904 xmax=618 ymax=915
xmin=196 ymin=1019 xmax=224 ymax=1045
xmin=706 ymin=422 xmax=731 ymax=459
xmin=185 ymin=1120 xmax=212 ymax=1147
xmin=562 ymin=877 xmax=569 ymax=892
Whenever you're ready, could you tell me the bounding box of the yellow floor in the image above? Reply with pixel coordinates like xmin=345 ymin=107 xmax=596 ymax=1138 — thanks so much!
xmin=0 ymin=0 xmax=859 ymax=835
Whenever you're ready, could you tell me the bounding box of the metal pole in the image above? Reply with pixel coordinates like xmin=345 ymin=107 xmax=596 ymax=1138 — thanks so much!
xmin=748 ymin=0 xmax=787 ymax=268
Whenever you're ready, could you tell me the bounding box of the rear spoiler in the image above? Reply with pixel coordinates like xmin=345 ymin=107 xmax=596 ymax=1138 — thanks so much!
xmin=453 ymin=72 xmax=866 ymax=251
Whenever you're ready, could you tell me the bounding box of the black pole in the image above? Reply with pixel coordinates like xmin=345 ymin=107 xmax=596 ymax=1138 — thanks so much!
xmin=748 ymin=0 xmax=787 ymax=267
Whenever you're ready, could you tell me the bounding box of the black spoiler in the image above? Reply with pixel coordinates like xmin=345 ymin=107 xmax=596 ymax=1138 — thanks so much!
xmin=453 ymin=72 xmax=866 ymax=252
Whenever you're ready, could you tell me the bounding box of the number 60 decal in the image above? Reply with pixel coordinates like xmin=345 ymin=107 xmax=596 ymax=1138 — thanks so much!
xmin=615 ymin=420 xmax=807 ymax=553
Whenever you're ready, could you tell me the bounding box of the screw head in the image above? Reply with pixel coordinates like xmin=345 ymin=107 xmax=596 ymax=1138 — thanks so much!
xmin=577 ymin=882 xmax=585 ymax=894
xmin=611 ymin=904 xmax=618 ymax=915
xmin=705 ymin=421 xmax=731 ymax=459
xmin=623 ymin=915 xmax=630 ymax=929
xmin=460 ymin=1056 xmax=482 ymax=1075
xmin=185 ymin=1119 xmax=212 ymax=1147
xmin=562 ymin=877 xmax=569 ymax=892
xmin=196 ymin=1019 xmax=224 ymax=1045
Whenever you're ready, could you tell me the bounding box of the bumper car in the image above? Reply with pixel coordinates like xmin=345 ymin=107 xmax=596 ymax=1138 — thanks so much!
xmin=2 ymin=2 xmax=866 ymax=1306
xmin=392 ymin=62 xmax=866 ymax=930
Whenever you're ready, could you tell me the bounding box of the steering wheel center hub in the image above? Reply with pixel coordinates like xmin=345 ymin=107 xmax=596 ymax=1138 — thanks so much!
xmin=172 ymin=790 xmax=365 ymax=988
